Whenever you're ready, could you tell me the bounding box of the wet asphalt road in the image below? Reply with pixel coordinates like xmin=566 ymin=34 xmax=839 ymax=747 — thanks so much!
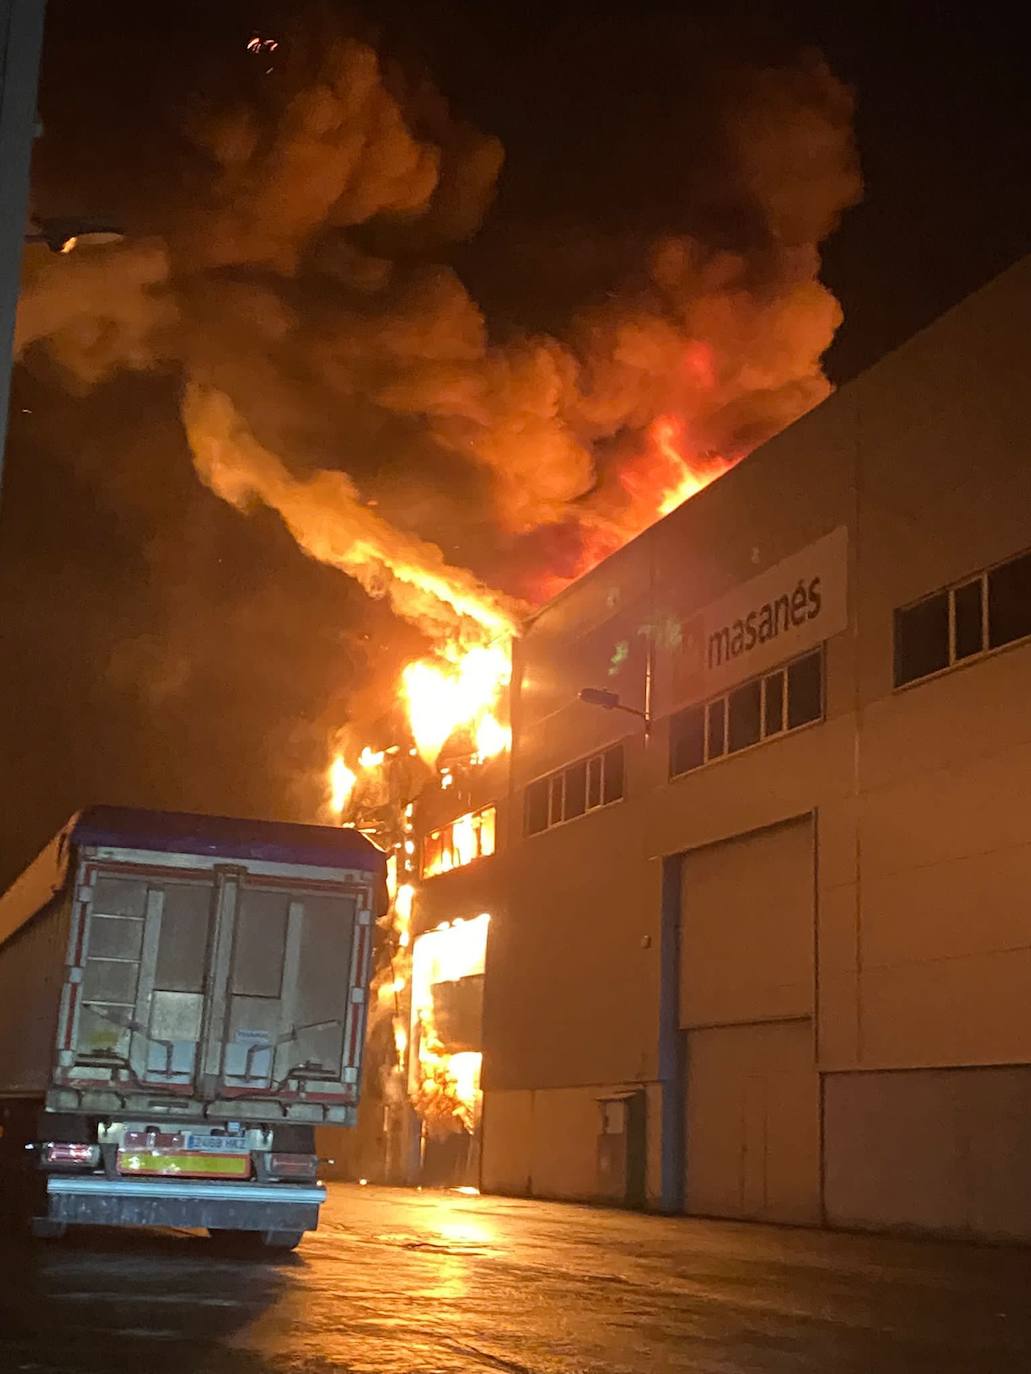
xmin=2 ymin=1183 xmax=1031 ymax=1373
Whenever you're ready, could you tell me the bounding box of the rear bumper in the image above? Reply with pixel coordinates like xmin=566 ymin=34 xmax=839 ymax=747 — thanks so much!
xmin=45 ymin=1175 xmax=326 ymax=1232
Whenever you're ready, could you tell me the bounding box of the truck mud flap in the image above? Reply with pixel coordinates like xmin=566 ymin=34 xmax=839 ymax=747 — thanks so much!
xmin=45 ymin=1176 xmax=325 ymax=1233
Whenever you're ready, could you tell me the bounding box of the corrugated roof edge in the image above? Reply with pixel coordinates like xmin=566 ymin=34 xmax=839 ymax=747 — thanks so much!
xmin=72 ymin=805 xmax=387 ymax=874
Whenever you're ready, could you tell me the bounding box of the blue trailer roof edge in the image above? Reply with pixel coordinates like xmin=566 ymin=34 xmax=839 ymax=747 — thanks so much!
xmin=70 ymin=806 xmax=387 ymax=874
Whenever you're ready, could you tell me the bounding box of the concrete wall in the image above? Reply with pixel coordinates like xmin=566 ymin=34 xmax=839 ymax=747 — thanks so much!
xmin=478 ymin=255 xmax=1031 ymax=1236
xmin=481 ymin=1081 xmax=663 ymax=1204
xmin=825 ymin=1068 xmax=1031 ymax=1240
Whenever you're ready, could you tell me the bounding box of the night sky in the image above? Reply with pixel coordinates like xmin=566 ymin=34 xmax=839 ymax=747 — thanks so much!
xmin=1 ymin=0 xmax=1028 ymax=884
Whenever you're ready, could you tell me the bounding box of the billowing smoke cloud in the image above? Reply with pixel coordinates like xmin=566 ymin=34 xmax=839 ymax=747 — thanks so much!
xmin=15 ymin=240 xmax=175 ymax=386
xmin=15 ymin=19 xmax=860 ymax=658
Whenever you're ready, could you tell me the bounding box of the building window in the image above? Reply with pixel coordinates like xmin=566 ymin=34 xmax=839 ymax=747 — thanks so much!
xmin=894 ymin=547 xmax=1031 ymax=688
xmin=670 ymin=648 xmax=823 ymax=778
xmin=525 ymin=744 xmax=625 ymax=836
xmin=423 ymin=805 xmax=497 ymax=877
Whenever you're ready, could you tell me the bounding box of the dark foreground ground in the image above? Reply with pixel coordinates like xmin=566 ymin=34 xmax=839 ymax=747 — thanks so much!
xmin=2 ymin=1183 xmax=1031 ymax=1372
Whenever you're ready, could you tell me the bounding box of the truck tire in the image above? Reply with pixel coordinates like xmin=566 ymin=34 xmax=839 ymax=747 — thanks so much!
xmin=261 ymin=1229 xmax=303 ymax=1251
xmin=207 ymin=1228 xmax=303 ymax=1253
xmin=30 ymin=1218 xmax=67 ymax=1240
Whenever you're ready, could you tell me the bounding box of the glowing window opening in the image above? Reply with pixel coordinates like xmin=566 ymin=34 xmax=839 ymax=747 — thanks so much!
xmin=422 ymin=804 xmax=497 ymax=878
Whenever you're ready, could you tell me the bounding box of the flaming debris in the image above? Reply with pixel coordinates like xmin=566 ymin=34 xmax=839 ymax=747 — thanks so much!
xmin=328 ymin=754 xmax=356 ymax=817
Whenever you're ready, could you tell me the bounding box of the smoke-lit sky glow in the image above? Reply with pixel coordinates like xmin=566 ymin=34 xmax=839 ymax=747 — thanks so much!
xmin=0 ymin=1 xmax=1027 ymax=880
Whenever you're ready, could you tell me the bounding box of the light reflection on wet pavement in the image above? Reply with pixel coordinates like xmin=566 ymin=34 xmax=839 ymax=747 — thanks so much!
xmin=2 ymin=1182 xmax=1031 ymax=1371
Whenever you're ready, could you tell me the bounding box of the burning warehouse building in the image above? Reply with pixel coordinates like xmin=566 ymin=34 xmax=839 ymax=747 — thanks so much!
xmin=360 ymin=253 xmax=1031 ymax=1242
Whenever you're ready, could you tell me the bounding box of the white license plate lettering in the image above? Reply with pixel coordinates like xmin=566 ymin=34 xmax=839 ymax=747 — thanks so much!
xmin=184 ymin=1133 xmax=248 ymax=1152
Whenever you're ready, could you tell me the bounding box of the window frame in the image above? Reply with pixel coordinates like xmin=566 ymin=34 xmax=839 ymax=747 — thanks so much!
xmin=524 ymin=742 xmax=626 ymax=837
xmin=422 ymin=803 xmax=498 ymax=878
xmin=669 ymin=645 xmax=825 ymax=781
xmin=893 ymin=544 xmax=1031 ymax=692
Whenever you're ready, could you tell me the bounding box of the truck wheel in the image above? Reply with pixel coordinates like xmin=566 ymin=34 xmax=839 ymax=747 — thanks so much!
xmin=207 ymin=1228 xmax=303 ymax=1253
xmin=261 ymin=1230 xmax=303 ymax=1251
xmin=30 ymin=1218 xmax=67 ymax=1240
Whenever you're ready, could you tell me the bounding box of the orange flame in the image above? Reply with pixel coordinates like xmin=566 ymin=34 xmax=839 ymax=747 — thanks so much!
xmin=335 ymin=410 xmax=734 ymax=790
xmin=328 ymin=754 xmax=356 ymax=817
xmin=640 ymin=415 xmax=734 ymax=518
xmin=400 ymin=641 xmax=512 ymax=766
xmin=409 ymin=914 xmax=490 ymax=1135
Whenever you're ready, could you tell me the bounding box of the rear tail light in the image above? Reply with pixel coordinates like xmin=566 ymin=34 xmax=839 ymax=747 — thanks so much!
xmin=268 ymin=1152 xmax=317 ymax=1181
xmin=42 ymin=1142 xmax=100 ymax=1168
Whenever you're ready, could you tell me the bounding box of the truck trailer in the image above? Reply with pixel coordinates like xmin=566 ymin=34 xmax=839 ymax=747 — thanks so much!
xmin=0 ymin=806 xmax=386 ymax=1250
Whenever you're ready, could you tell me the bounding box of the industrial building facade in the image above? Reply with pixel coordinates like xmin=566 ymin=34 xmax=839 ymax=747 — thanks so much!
xmin=407 ymin=255 xmax=1031 ymax=1241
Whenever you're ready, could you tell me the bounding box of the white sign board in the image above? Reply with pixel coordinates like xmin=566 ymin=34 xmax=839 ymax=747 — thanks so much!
xmin=674 ymin=526 xmax=849 ymax=701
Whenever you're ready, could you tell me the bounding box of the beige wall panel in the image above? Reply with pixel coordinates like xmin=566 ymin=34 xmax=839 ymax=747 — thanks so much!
xmin=860 ymin=945 xmax=1031 ymax=1067
xmin=825 ymin=1067 xmax=1031 ymax=1240
xmin=861 ymin=645 xmax=1031 ymax=796
xmin=817 ymin=881 xmax=858 ymax=977
xmin=680 ymin=817 xmax=814 ymax=1028
xmin=685 ymin=1020 xmax=820 ymax=1224
xmin=862 ymin=842 xmax=1031 ymax=970
xmin=529 ymin=1086 xmax=605 ymax=1200
xmin=817 ymin=972 xmax=860 ymax=1069
xmin=816 ymin=883 xmax=859 ymax=1069
xmin=480 ymin=1089 xmax=533 ymax=1196
xmin=859 ymin=737 xmax=1031 ymax=882
xmin=484 ymin=799 xmax=662 ymax=1091
xmin=813 ymin=795 xmax=860 ymax=895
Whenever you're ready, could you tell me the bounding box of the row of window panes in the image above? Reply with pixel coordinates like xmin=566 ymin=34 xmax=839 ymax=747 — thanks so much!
xmin=895 ymin=548 xmax=1031 ymax=686
xmin=422 ymin=805 xmax=496 ymax=877
xmin=525 ymin=745 xmax=624 ymax=836
xmin=670 ymin=649 xmax=823 ymax=777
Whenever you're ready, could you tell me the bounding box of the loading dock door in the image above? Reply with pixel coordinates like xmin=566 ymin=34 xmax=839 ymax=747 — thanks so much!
xmin=684 ymin=1020 xmax=820 ymax=1224
xmin=680 ymin=817 xmax=820 ymax=1224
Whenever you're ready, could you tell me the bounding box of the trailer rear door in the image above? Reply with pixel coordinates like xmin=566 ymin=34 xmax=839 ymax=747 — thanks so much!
xmin=63 ymin=859 xmax=370 ymax=1105
xmin=219 ymin=879 xmax=360 ymax=1095
xmin=72 ymin=869 xmax=217 ymax=1089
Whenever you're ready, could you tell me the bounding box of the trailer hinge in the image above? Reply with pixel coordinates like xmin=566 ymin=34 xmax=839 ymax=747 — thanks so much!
xmin=67 ymin=967 xmax=83 ymax=985
xmin=351 ymin=987 xmax=365 ymax=1004
xmin=357 ymin=907 xmax=372 ymax=926
xmin=76 ymin=885 xmax=93 ymax=905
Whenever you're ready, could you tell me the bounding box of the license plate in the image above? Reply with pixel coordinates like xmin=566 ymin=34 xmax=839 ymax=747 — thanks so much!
xmin=183 ymin=1133 xmax=249 ymax=1153
xmin=118 ymin=1149 xmax=251 ymax=1178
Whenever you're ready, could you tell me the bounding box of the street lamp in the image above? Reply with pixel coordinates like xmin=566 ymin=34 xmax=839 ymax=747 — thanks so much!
xmin=25 ymin=216 xmax=125 ymax=254
xmin=578 ymin=687 xmax=652 ymax=738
